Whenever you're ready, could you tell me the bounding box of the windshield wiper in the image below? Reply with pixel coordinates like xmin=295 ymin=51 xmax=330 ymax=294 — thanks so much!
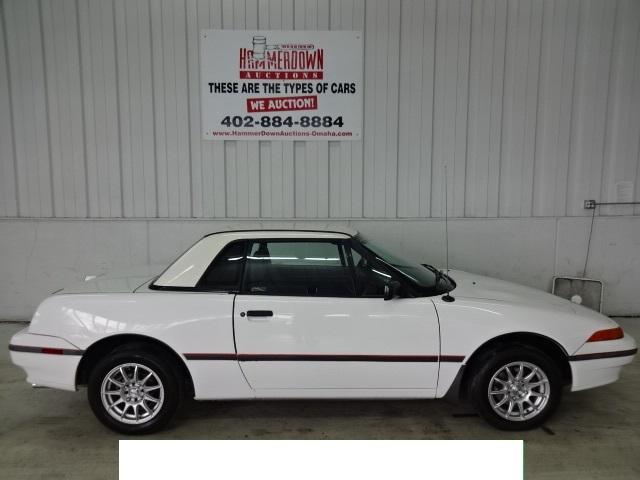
xmin=422 ymin=264 xmax=445 ymax=281
xmin=422 ymin=263 xmax=444 ymax=278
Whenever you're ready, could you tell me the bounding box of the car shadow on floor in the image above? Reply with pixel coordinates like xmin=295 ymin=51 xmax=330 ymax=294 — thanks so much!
xmin=165 ymin=397 xmax=533 ymax=439
xmin=159 ymin=385 xmax=615 ymax=439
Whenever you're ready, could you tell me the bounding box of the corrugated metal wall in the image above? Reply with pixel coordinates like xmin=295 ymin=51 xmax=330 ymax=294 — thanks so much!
xmin=1 ymin=0 xmax=639 ymax=220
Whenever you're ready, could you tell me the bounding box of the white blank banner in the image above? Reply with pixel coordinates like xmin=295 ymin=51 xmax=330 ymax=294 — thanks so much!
xmin=120 ymin=440 xmax=523 ymax=480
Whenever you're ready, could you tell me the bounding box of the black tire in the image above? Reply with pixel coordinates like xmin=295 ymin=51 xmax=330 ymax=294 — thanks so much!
xmin=88 ymin=348 xmax=181 ymax=434
xmin=469 ymin=346 xmax=562 ymax=431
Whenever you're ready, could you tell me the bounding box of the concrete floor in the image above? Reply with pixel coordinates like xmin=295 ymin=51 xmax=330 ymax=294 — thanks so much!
xmin=1 ymin=320 xmax=638 ymax=479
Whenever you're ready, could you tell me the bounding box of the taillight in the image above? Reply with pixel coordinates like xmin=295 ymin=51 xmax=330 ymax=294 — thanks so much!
xmin=587 ymin=327 xmax=624 ymax=342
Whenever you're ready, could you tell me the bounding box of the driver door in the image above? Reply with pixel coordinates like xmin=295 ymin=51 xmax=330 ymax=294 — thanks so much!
xmin=233 ymin=238 xmax=441 ymax=395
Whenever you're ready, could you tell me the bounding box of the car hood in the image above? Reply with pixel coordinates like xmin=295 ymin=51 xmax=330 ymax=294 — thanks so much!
xmin=59 ymin=266 xmax=162 ymax=294
xmin=446 ymin=269 xmax=576 ymax=313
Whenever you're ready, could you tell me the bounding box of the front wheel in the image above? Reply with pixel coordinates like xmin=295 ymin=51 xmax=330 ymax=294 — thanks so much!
xmin=470 ymin=346 xmax=562 ymax=430
xmin=88 ymin=350 xmax=180 ymax=434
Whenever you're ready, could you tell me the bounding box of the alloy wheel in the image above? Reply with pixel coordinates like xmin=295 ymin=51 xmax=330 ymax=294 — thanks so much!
xmin=100 ymin=363 xmax=165 ymax=425
xmin=487 ymin=361 xmax=550 ymax=422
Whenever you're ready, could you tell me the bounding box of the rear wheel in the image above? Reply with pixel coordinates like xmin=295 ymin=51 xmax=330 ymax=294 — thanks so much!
xmin=88 ymin=349 xmax=180 ymax=434
xmin=470 ymin=346 xmax=562 ymax=430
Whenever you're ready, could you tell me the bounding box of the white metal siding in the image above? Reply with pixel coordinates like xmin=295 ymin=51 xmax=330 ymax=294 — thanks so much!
xmin=1 ymin=0 xmax=639 ymax=219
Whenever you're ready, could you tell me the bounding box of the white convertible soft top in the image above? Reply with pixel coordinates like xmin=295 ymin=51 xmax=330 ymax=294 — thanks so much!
xmin=153 ymin=229 xmax=356 ymax=288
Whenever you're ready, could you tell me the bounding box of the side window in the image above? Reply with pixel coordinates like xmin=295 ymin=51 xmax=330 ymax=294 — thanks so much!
xmin=349 ymin=247 xmax=393 ymax=297
xmin=197 ymin=241 xmax=245 ymax=291
xmin=243 ymin=241 xmax=355 ymax=297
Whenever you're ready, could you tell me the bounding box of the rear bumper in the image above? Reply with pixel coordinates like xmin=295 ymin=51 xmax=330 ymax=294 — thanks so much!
xmin=569 ymin=333 xmax=637 ymax=392
xmin=9 ymin=328 xmax=83 ymax=391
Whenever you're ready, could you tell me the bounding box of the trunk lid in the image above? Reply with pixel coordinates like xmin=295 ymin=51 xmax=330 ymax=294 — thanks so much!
xmin=58 ymin=266 xmax=162 ymax=294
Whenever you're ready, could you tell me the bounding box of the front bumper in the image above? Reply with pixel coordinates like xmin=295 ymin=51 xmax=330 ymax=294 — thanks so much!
xmin=9 ymin=328 xmax=83 ymax=391
xmin=569 ymin=333 xmax=637 ymax=392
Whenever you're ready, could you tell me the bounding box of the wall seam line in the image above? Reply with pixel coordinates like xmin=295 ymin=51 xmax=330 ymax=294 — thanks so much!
xmin=496 ymin=0 xmax=509 ymax=218
xmin=147 ymin=0 xmax=158 ymax=218
xmin=113 ymin=0 xmax=126 ymax=218
xmin=184 ymin=0 xmax=193 ymax=218
xmin=530 ymin=0 xmax=545 ymax=217
xmin=463 ymin=0 xmax=473 ymax=218
xmin=599 ymin=0 xmax=620 ymax=206
xmin=394 ymin=0 xmax=402 ymax=219
xmin=429 ymin=0 xmax=438 ymax=218
xmin=37 ymin=0 xmax=55 ymax=217
xmin=564 ymin=0 xmax=582 ymax=217
xmin=1 ymin=0 xmax=20 ymax=217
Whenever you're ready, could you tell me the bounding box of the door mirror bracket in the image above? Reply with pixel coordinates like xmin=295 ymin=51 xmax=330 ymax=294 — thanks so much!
xmin=383 ymin=281 xmax=402 ymax=301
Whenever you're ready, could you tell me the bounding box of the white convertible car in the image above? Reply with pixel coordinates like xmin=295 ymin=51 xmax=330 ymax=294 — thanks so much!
xmin=9 ymin=229 xmax=637 ymax=434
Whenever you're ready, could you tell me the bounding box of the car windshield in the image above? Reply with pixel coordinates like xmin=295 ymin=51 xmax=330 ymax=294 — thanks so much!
xmin=357 ymin=236 xmax=452 ymax=293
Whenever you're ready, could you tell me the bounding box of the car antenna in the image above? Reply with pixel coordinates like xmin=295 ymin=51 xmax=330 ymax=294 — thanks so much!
xmin=442 ymin=164 xmax=455 ymax=303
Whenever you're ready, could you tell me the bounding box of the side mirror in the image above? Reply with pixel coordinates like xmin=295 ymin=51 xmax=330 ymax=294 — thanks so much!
xmin=383 ymin=281 xmax=402 ymax=301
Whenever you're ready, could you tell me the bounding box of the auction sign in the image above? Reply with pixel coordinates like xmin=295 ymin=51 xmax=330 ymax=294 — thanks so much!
xmin=201 ymin=30 xmax=363 ymax=141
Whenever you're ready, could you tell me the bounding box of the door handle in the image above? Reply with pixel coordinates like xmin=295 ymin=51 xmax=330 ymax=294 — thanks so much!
xmin=245 ymin=310 xmax=273 ymax=318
